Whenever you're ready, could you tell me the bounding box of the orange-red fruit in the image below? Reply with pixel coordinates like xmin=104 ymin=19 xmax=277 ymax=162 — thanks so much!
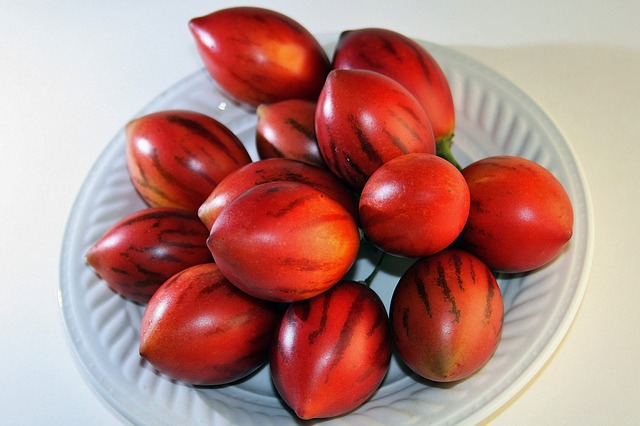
xmin=207 ymin=181 xmax=360 ymax=302
xmin=125 ymin=110 xmax=252 ymax=213
xmin=460 ymin=156 xmax=574 ymax=273
xmin=315 ymin=69 xmax=435 ymax=190
xmin=333 ymin=28 xmax=455 ymax=143
xmin=390 ymin=249 xmax=504 ymax=382
xmin=271 ymin=281 xmax=392 ymax=420
xmin=189 ymin=7 xmax=331 ymax=108
xmin=359 ymin=153 xmax=470 ymax=257
xmin=198 ymin=158 xmax=358 ymax=230
xmin=139 ymin=263 xmax=281 ymax=385
xmin=256 ymin=99 xmax=325 ymax=168
xmin=85 ymin=207 xmax=212 ymax=303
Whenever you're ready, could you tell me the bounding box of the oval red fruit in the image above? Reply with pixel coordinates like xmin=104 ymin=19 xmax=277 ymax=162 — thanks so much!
xmin=85 ymin=207 xmax=212 ymax=303
xmin=333 ymin=28 xmax=455 ymax=143
xmin=207 ymin=181 xmax=360 ymax=302
xmin=460 ymin=155 xmax=574 ymax=273
xmin=125 ymin=110 xmax=252 ymax=212
xmin=139 ymin=263 xmax=281 ymax=385
xmin=315 ymin=69 xmax=435 ymax=190
xmin=390 ymin=249 xmax=504 ymax=382
xmin=271 ymin=280 xmax=392 ymax=419
xmin=189 ymin=7 xmax=331 ymax=107
xmin=359 ymin=153 xmax=469 ymax=257
xmin=256 ymin=99 xmax=325 ymax=168
xmin=198 ymin=158 xmax=358 ymax=230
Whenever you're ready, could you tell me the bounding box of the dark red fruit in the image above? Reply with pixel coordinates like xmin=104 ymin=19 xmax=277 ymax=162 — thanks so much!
xmin=390 ymin=249 xmax=504 ymax=382
xmin=85 ymin=207 xmax=212 ymax=303
xmin=332 ymin=28 xmax=459 ymax=168
xmin=207 ymin=181 xmax=360 ymax=302
xmin=139 ymin=263 xmax=281 ymax=385
xmin=198 ymin=158 xmax=358 ymax=230
xmin=256 ymin=99 xmax=325 ymax=168
xmin=189 ymin=7 xmax=331 ymax=107
xmin=315 ymin=69 xmax=435 ymax=190
xmin=359 ymin=153 xmax=469 ymax=257
xmin=271 ymin=280 xmax=392 ymax=419
xmin=460 ymin=155 xmax=574 ymax=273
xmin=125 ymin=110 xmax=252 ymax=213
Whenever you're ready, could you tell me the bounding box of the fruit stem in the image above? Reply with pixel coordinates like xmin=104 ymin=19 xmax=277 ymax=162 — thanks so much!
xmin=436 ymin=134 xmax=462 ymax=171
xmin=363 ymin=250 xmax=386 ymax=287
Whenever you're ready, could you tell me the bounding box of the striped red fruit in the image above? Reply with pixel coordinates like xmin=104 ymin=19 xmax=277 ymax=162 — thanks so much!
xmin=256 ymin=99 xmax=325 ymax=168
xmin=390 ymin=248 xmax=503 ymax=382
xmin=198 ymin=158 xmax=358 ymax=230
xmin=359 ymin=153 xmax=470 ymax=258
xmin=85 ymin=207 xmax=212 ymax=303
xmin=125 ymin=110 xmax=252 ymax=213
xmin=207 ymin=181 xmax=360 ymax=302
xmin=139 ymin=263 xmax=281 ymax=385
xmin=315 ymin=68 xmax=436 ymax=190
xmin=332 ymin=28 xmax=460 ymax=168
xmin=271 ymin=280 xmax=392 ymax=420
xmin=189 ymin=7 xmax=331 ymax=108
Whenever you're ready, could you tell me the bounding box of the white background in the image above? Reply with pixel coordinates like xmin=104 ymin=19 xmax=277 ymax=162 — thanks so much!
xmin=2 ymin=0 xmax=639 ymax=424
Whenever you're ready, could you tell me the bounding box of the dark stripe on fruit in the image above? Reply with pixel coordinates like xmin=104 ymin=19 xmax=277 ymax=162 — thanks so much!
xmin=484 ymin=266 xmax=496 ymax=321
xmin=407 ymin=42 xmax=435 ymax=85
xmin=436 ymin=260 xmax=461 ymax=323
xmin=152 ymin=150 xmax=201 ymax=200
xmin=324 ymin=290 xmax=369 ymax=383
xmin=286 ymin=117 xmax=315 ymax=140
xmin=308 ymin=292 xmax=332 ymax=345
xmin=381 ymin=128 xmax=410 ymax=154
xmin=391 ymin=105 xmax=425 ymax=142
xmin=379 ymin=37 xmax=400 ymax=60
xmin=166 ymin=114 xmax=241 ymax=163
xmin=341 ymin=152 xmax=369 ymax=187
xmin=349 ymin=113 xmax=383 ymax=165
xmin=402 ymin=307 xmax=411 ymax=338
xmin=197 ymin=277 xmax=229 ymax=297
xmin=173 ymin=150 xmax=218 ymax=187
xmin=414 ymin=270 xmax=432 ymax=318
xmin=452 ymin=252 xmax=464 ymax=290
xmin=267 ymin=193 xmax=318 ymax=218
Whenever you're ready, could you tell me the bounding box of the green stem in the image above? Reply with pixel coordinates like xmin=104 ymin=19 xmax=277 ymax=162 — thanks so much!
xmin=363 ymin=250 xmax=387 ymax=287
xmin=436 ymin=133 xmax=462 ymax=171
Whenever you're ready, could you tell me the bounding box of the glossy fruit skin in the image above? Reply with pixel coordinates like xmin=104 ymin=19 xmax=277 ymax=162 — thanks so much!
xmin=125 ymin=110 xmax=252 ymax=213
xmin=256 ymin=99 xmax=325 ymax=168
xmin=189 ymin=7 xmax=331 ymax=108
xmin=198 ymin=158 xmax=358 ymax=230
xmin=315 ymin=69 xmax=436 ymax=190
xmin=390 ymin=249 xmax=503 ymax=382
xmin=207 ymin=181 xmax=360 ymax=302
xmin=85 ymin=207 xmax=212 ymax=303
xmin=139 ymin=263 xmax=281 ymax=385
xmin=333 ymin=28 xmax=455 ymax=143
xmin=359 ymin=153 xmax=470 ymax=258
xmin=271 ymin=280 xmax=392 ymax=420
xmin=460 ymin=155 xmax=574 ymax=273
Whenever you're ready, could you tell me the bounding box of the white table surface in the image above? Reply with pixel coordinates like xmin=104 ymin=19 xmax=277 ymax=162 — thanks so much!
xmin=2 ymin=1 xmax=639 ymax=424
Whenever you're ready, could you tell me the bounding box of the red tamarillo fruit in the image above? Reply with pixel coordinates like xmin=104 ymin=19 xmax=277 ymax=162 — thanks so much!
xmin=125 ymin=110 xmax=252 ymax=213
xmin=333 ymin=28 xmax=459 ymax=168
xmin=390 ymin=248 xmax=504 ymax=382
xmin=85 ymin=207 xmax=212 ymax=303
xmin=189 ymin=7 xmax=331 ymax=107
xmin=271 ymin=280 xmax=392 ymax=419
xmin=315 ymin=69 xmax=435 ymax=190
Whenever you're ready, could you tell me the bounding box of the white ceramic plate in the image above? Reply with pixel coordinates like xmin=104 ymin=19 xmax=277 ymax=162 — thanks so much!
xmin=59 ymin=34 xmax=594 ymax=425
